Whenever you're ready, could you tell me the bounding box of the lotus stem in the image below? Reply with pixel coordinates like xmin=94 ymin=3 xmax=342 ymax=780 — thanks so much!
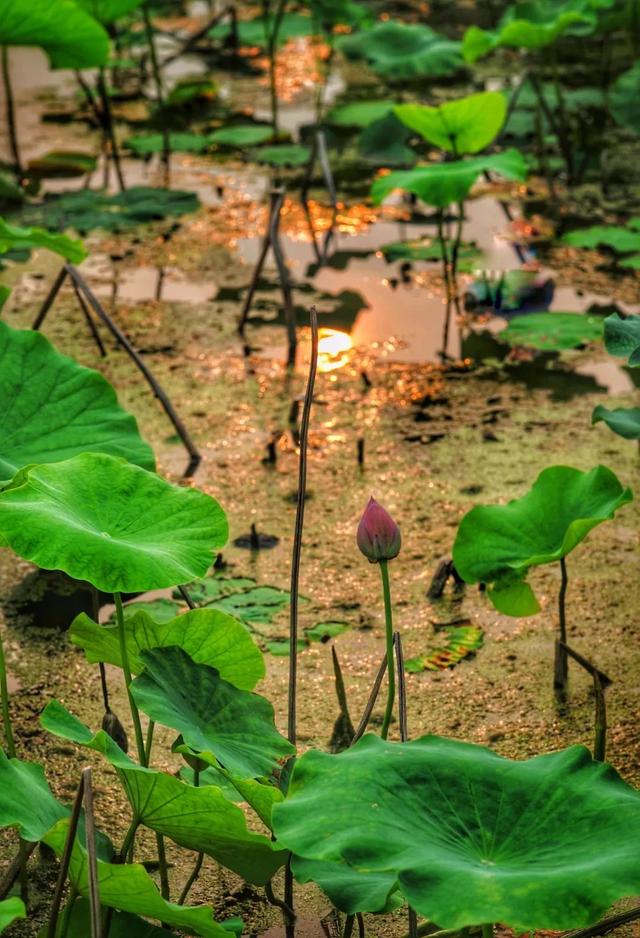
xmin=178 ymin=766 xmax=204 ymax=905
xmin=0 ymin=630 xmax=16 ymax=758
xmin=118 ymin=818 xmax=140 ymax=863
xmin=481 ymin=926 xmax=494 ymax=938
xmin=379 ymin=560 xmax=395 ymax=740
xmin=1 ymin=46 xmax=22 ymax=177
xmin=554 ymin=558 xmax=569 ymax=696
xmin=113 ymin=593 xmax=146 ymax=764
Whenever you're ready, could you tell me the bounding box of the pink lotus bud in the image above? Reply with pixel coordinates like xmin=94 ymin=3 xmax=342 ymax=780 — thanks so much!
xmin=357 ymin=497 xmax=401 ymax=563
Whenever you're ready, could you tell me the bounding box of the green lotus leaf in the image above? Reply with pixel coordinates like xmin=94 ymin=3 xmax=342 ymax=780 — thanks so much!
xmin=43 ymin=817 xmax=230 ymax=938
xmin=0 ymin=750 xmax=68 ymax=841
xmin=327 ymin=100 xmax=395 ymax=128
xmin=619 ymin=254 xmax=640 ymax=269
xmin=336 ymin=22 xmax=464 ymax=80
xmin=292 ymin=856 xmax=400 ymax=914
xmin=358 ymin=113 xmax=415 ymax=167
xmin=0 ymin=218 xmax=86 ymax=263
xmin=0 ymin=0 xmax=109 ymax=68
xmin=166 ymin=78 xmax=218 ymax=107
xmin=463 ymin=3 xmax=596 ymax=63
xmin=309 ymin=0 xmax=371 ymax=27
xmin=273 ymin=734 xmax=640 ymax=930
xmin=380 ymin=237 xmax=482 ymax=271
xmin=26 ymin=149 xmax=97 ymax=180
xmin=592 ymin=405 xmax=640 ymax=439
xmin=497 ymin=312 xmax=604 ymax=350
xmin=131 ymin=646 xmax=294 ymax=778
xmin=371 ymin=149 xmax=527 ymax=208
xmin=611 ymin=60 xmax=640 ymax=135
xmin=395 ymin=92 xmax=507 ymax=155
xmin=125 ymin=133 xmax=212 ymax=156
xmin=210 ymin=12 xmax=314 ymax=48
xmin=113 ymin=597 xmax=183 ymax=622
xmin=73 ymin=0 xmax=143 ymax=25
xmin=0 ymin=453 xmax=227 ymax=593
xmin=305 ymin=621 xmax=350 ymax=642
xmin=41 ymin=702 xmax=286 ymax=883
xmin=562 ymin=225 xmax=640 ymax=254
xmin=250 ymin=144 xmax=311 ymax=167
xmin=0 ymin=897 xmax=25 ymax=934
xmin=0 ymin=285 xmax=10 ymax=310
xmin=603 ymin=312 xmax=640 ymax=365
xmin=70 ymin=606 xmax=264 ymax=690
xmin=0 ymin=322 xmax=155 ymax=483
xmin=452 ymin=464 xmax=632 ymax=616
xmin=65 ymin=899 xmax=174 ymax=938
xmin=208 ymin=125 xmax=274 ymax=147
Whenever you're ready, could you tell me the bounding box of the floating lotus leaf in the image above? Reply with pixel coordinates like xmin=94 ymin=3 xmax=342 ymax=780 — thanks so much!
xmin=210 ymin=12 xmax=314 ymax=47
xmin=327 ymin=100 xmax=395 ymax=128
xmin=26 ymin=150 xmax=97 ymax=180
xmin=337 ymin=22 xmax=464 ymax=80
xmin=208 ymin=125 xmax=274 ymax=147
xmin=125 ymin=132 xmax=212 ymax=156
xmin=41 ymin=702 xmax=286 ymax=883
xmin=0 ymin=453 xmax=227 ymax=593
xmin=0 ymin=322 xmax=154 ymax=483
xmin=463 ymin=3 xmax=596 ymax=63
xmin=498 ymin=312 xmax=604 ymax=350
xmin=563 ymin=225 xmax=640 ymax=254
xmin=395 ymin=92 xmax=507 ymax=155
xmin=381 ymin=237 xmax=482 ymax=271
xmin=611 ymin=60 xmax=640 ymax=134
xmin=371 ymin=149 xmax=527 ymax=208
xmin=452 ymin=465 xmax=632 ymax=616
xmin=0 ymin=218 xmax=86 ymax=262
xmin=70 ymin=606 xmax=264 ymax=690
xmin=273 ymin=734 xmax=640 ymax=930
xmin=592 ymin=405 xmax=640 ymax=439
xmin=131 ymin=646 xmax=294 ymax=778
xmin=250 ymin=144 xmax=311 ymax=167
xmin=358 ymin=113 xmax=415 ymax=166
xmin=603 ymin=312 xmax=640 ymax=365
xmin=0 ymin=0 xmax=109 ymax=68
xmin=0 ymin=898 xmax=25 ymax=934
xmin=43 ymin=817 xmax=229 ymax=938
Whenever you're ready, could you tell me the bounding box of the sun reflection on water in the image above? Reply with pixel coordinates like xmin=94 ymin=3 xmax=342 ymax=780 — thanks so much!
xmin=317 ymin=328 xmax=353 ymax=373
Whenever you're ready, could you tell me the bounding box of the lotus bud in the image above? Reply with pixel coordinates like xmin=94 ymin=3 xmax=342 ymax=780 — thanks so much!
xmin=357 ymin=496 xmax=401 ymax=564
xmin=102 ymin=710 xmax=129 ymax=754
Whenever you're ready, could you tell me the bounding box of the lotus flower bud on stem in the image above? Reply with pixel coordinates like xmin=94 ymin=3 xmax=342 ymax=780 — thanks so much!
xmin=357 ymin=497 xmax=401 ymax=564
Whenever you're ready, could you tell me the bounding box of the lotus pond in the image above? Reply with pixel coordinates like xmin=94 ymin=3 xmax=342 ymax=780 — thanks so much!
xmin=1 ymin=1 xmax=640 ymax=937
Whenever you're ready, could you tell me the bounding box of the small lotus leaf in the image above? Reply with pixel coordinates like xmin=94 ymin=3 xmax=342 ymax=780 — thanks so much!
xmin=395 ymin=92 xmax=507 ymax=155
xmin=0 ymin=898 xmax=25 ymax=934
xmin=603 ymin=312 xmax=640 ymax=365
xmin=208 ymin=125 xmax=274 ymax=147
xmin=0 ymin=0 xmax=109 ymax=68
xmin=381 ymin=237 xmax=482 ymax=271
xmin=563 ymin=225 xmax=640 ymax=254
xmin=41 ymin=702 xmax=286 ymax=883
xmin=337 ymin=22 xmax=464 ymax=80
xmin=611 ymin=60 xmax=640 ymax=134
xmin=43 ymin=817 xmax=230 ymax=938
xmin=250 ymin=144 xmax=311 ymax=167
xmin=125 ymin=133 xmax=212 ymax=156
xmin=273 ymin=734 xmax=640 ymax=930
xmin=70 ymin=606 xmax=264 ymax=690
xmin=0 ymin=218 xmax=86 ymax=262
xmin=498 ymin=312 xmax=604 ymax=350
xmin=0 ymin=322 xmax=154 ymax=482
xmin=463 ymin=4 xmax=596 ymax=63
xmin=452 ymin=465 xmax=632 ymax=616
xmin=0 ymin=453 xmax=227 ymax=593
xmin=131 ymin=646 xmax=294 ymax=778
xmin=210 ymin=12 xmax=314 ymax=48
xmin=371 ymin=149 xmax=527 ymax=208
xmin=327 ymin=100 xmax=395 ymax=128
xmin=592 ymin=405 xmax=640 ymax=439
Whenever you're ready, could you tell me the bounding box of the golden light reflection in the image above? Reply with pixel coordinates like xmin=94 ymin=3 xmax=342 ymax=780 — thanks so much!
xmin=317 ymin=328 xmax=353 ymax=373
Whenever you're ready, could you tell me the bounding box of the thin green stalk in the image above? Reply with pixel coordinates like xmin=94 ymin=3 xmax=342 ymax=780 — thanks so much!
xmin=144 ymin=720 xmax=155 ymax=765
xmin=379 ymin=560 xmax=395 ymax=740
xmin=118 ymin=818 xmax=140 ymax=862
xmin=1 ymin=45 xmax=22 ymax=177
xmin=0 ymin=631 xmax=16 ymax=758
xmin=114 ymin=593 xmax=146 ymax=762
xmin=178 ymin=766 xmax=203 ymax=904
xmin=554 ymin=558 xmax=569 ymax=695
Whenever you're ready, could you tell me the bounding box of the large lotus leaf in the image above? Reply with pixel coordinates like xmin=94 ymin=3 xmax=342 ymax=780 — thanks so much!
xmin=0 ymin=218 xmax=86 ymax=263
xmin=208 ymin=125 xmax=274 ymax=148
xmin=452 ymin=464 xmax=632 ymax=616
xmin=273 ymin=734 xmax=640 ymax=930
xmin=19 ymin=187 xmax=200 ymax=235
xmin=592 ymin=405 xmax=640 ymax=439
xmin=371 ymin=149 xmax=527 ymax=208
xmin=563 ymin=225 xmax=640 ymax=254
xmin=131 ymin=646 xmax=294 ymax=778
xmin=611 ymin=60 xmax=640 ymax=134
xmin=0 ymin=323 xmax=155 ymax=483
xmin=327 ymin=100 xmax=395 ymax=128
xmin=395 ymin=92 xmax=507 ymax=155
xmin=463 ymin=2 xmax=596 ymax=62
xmin=41 ymin=702 xmax=286 ymax=883
xmin=0 ymin=454 xmax=227 ymax=593
xmin=43 ymin=818 xmax=230 ymax=938
xmin=0 ymin=751 xmax=68 ymax=842
xmin=336 ymin=22 xmax=464 ymax=80
xmin=70 ymin=606 xmax=264 ymax=690
xmin=498 ymin=312 xmax=604 ymax=350
xmin=603 ymin=312 xmax=640 ymax=364
xmin=292 ymin=857 xmax=400 ymax=914
xmin=0 ymin=898 xmax=25 ymax=934
xmin=72 ymin=0 xmax=143 ymax=25
xmin=0 ymin=0 xmax=109 ymax=67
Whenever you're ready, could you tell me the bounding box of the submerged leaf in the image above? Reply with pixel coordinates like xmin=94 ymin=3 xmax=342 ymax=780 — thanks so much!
xmin=0 ymin=322 xmax=154 ymax=483
xmin=0 ymin=453 xmax=227 ymax=593
xmin=452 ymin=465 xmax=632 ymax=615
xmin=273 ymin=734 xmax=640 ymax=930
